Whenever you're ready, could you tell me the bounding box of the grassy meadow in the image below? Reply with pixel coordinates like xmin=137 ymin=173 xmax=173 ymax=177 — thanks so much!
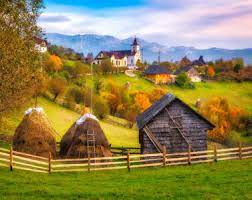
xmin=93 ymin=74 xmax=252 ymax=114
xmin=0 ymin=159 xmax=252 ymax=199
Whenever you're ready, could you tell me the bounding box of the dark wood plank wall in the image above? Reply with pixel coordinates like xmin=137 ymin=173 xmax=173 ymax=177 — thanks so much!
xmin=140 ymin=100 xmax=212 ymax=154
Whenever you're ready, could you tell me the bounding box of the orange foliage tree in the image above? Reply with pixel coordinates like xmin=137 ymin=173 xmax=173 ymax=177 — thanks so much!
xmin=45 ymin=55 xmax=63 ymax=72
xmin=207 ymin=66 xmax=215 ymax=78
xmin=200 ymin=97 xmax=247 ymax=142
xmin=135 ymin=92 xmax=151 ymax=112
xmin=148 ymin=88 xmax=167 ymax=103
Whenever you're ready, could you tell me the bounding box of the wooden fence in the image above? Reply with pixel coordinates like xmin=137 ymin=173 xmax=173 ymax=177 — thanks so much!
xmin=0 ymin=145 xmax=252 ymax=174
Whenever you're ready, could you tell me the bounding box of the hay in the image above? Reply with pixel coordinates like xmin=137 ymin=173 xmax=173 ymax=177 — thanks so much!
xmin=13 ymin=108 xmax=57 ymax=158
xmin=60 ymin=114 xmax=112 ymax=158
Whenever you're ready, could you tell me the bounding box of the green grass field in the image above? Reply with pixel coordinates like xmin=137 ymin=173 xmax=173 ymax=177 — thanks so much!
xmin=0 ymin=97 xmax=139 ymax=147
xmin=91 ymin=74 xmax=252 ymax=114
xmin=0 ymin=159 xmax=251 ymax=199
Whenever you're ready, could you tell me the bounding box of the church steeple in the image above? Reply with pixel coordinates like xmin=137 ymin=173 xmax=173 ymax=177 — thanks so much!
xmin=131 ymin=37 xmax=140 ymax=54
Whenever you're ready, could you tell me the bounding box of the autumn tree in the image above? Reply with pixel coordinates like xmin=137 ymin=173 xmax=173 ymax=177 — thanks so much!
xmin=207 ymin=66 xmax=215 ymax=78
xmin=100 ymin=58 xmax=113 ymax=74
xmin=48 ymin=77 xmax=67 ymax=101
xmin=135 ymin=92 xmax=151 ymax=112
xmin=45 ymin=55 xmax=63 ymax=72
xmin=0 ymin=0 xmax=44 ymax=119
xmin=149 ymin=88 xmax=166 ymax=103
xmin=200 ymin=97 xmax=247 ymax=142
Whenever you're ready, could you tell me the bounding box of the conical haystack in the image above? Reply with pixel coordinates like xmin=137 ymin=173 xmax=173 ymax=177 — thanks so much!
xmin=13 ymin=108 xmax=57 ymax=158
xmin=60 ymin=113 xmax=112 ymax=158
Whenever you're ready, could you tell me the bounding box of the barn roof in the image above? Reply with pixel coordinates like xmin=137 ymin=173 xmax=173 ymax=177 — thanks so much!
xmin=136 ymin=93 xmax=215 ymax=130
xmin=143 ymin=65 xmax=172 ymax=75
xmin=174 ymin=66 xmax=194 ymax=75
xmin=95 ymin=50 xmax=133 ymax=59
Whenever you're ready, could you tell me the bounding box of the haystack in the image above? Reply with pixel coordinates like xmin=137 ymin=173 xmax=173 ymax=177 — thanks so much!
xmin=60 ymin=113 xmax=112 ymax=158
xmin=13 ymin=108 xmax=57 ymax=158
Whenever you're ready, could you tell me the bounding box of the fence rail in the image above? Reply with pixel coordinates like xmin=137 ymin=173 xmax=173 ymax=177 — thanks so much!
xmin=0 ymin=144 xmax=252 ymax=174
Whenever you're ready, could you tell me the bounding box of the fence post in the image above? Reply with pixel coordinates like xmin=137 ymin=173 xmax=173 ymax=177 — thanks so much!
xmin=48 ymin=152 xmax=51 ymax=174
xmin=188 ymin=145 xmax=191 ymax=165
xmin=9 ymin=146 xmax=13 ymax=171
xmin=127 ymin=151 xmax=131 ymax=172
xmin=239 ymin=141 xmax=242 ymax=160
xmin=163 ymin=146 xmax=166 ymax=167
xmin=214 ymin=145 xmax=217 ymax=162
xmin=88 ymin=155 xmax=91 ymax=172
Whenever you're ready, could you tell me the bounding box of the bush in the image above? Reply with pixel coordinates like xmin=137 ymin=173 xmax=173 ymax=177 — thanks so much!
xmin=224 ymin=131 xmax=242 ymax=147
xmin=93 ymin=98 xmax=109 ymax=119
xmin=175 ymin=73 xmax=195 ymax=89
xmin=48 ymin=77 xmax=67 ymax=101
xmin=65 ymin=86 xmax=84 ymax=104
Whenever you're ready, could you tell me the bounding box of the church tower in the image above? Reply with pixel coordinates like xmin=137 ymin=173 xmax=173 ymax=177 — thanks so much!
xmin=131 ymin=37 xmax=141 ymax=62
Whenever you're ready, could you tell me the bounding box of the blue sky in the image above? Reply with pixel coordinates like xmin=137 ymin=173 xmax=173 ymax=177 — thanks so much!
xmin=39 ymin=0 xmax=252 ymax=49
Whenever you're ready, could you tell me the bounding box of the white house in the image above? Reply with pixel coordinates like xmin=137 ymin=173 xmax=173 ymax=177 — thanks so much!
xmin=34 ymin=37 xmax=48 ymax=53
xmin=93 ymin=37 xmax=141 ymax=69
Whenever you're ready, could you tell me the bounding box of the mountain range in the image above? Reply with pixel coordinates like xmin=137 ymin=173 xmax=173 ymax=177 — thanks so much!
xmin=46 ymin=33 xmax=252 ymax=64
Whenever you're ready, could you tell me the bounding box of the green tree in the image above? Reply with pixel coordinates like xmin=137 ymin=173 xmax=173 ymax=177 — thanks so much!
xmin=0 ymin=0 xmax=44 ymax=118
xmin=175 ymin=73 xmax=194 ymax=88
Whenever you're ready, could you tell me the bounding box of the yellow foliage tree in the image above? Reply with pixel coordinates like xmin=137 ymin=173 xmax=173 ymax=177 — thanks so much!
xmin=46 ymin=55 xmax=63 ymax=72
xmin=135 ymin=92 xmax=151 ymax=113
xmin=200 ymin=97 xmax=246 ymax=142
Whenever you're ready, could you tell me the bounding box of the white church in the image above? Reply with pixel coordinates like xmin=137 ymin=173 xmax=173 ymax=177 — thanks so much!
xmin=93 ymin=37 xmax=141 ymax=69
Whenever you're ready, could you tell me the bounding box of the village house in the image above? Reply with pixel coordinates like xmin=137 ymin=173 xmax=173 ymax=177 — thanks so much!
xmin=137 ymin=93 xmax=215 ymax=154
xmin=34 ymin=37 xmax=48 ymax=53
xmin=174 ymin=66 xmax=202 ymax=82
xmin=93 ymin=37 xmax=141 ymax=69
xmin=143 ymin=65 xmax=172 ymax=84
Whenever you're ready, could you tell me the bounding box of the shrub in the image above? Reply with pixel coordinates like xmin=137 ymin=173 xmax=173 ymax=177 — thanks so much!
xmin=93 ymin=97 xmax=109 ymax=119
xmin=175 ymin=73 xmax=194 ymax=89
xmin=65 ymin=86 xmax=84 ymax=104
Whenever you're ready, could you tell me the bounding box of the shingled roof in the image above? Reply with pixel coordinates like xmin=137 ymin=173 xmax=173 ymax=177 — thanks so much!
xmin=174 ymin=66 xmax=194 ymax=75
xmin=136 ymin=93 xmax=215 ymax=130
xmin=143 ymin=65 xmax=172 ymax=75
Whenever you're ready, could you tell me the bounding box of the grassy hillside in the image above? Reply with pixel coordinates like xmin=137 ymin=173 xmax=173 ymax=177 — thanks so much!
xmin=0 ymin=97 xmax=139 ymax=147
xmin=92 ymin=74 xmax=252 ymax=114
xmin=0 ymin=160 xmax=252 ymax=199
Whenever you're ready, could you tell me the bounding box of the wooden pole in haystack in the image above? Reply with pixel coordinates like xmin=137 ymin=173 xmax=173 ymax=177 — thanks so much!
xmin=9 ymin=146 xmax=13 ymax=171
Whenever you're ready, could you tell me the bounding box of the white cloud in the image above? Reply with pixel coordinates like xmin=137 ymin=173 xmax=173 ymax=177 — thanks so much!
xmin=39 ymin=0 xmax=252 ymax=48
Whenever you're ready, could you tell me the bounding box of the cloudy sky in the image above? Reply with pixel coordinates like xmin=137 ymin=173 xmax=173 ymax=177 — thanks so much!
xmin=39 ymin=0 xmax=252 ymax=49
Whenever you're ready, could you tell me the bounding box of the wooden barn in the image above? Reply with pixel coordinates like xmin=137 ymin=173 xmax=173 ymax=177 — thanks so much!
xmin=136 ymin=93 xmax=215 ymax=154
xmin=143 ymin=65 xmax=172 ymax=84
